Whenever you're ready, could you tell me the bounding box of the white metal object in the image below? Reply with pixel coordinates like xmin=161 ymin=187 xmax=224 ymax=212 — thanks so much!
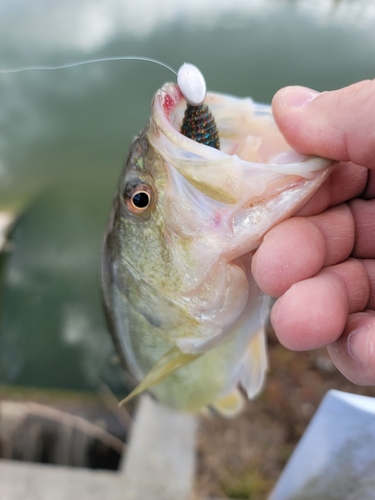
xmin=270 ymin=390 xmax=375 ymax=500
xmin=177 ymin=63 xmax=207 ymax=106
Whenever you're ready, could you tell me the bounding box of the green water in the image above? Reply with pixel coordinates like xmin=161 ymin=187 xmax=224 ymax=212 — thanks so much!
xmin=0 ymin=0 xmax=374 ymax=391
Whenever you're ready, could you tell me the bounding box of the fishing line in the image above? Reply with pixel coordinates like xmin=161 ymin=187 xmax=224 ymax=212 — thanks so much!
xmin=0 ymin=56 xmax=177 ymax=76
xmin=0 ymin=56 xmax=219 ymax=148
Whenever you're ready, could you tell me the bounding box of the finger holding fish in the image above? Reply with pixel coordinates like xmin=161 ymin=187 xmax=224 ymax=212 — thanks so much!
xmin=270 ymin=259 xmax=370 ymax=349
xmin=328 ymin=311 xmax=375 ymax=386
xmin=252 ymin=204 xmax=355 ymax=297
xmin=271 ymin=80 xmax=375 ymax=169
xmin=253 ymin=187 xmax=375 ymax=383
xmin=253 ymin=80 xmax=375 ymax=386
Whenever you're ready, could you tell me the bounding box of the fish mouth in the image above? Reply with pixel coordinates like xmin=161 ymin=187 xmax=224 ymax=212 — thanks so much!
xmin=149 ymin=83 xmax=333 ymax=207
xmin=152 ymin=82 xmax=327 ymax=166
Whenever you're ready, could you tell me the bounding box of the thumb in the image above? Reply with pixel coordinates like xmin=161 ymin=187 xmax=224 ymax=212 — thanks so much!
xmin=272 ymin=80 xmax=375 ymax=169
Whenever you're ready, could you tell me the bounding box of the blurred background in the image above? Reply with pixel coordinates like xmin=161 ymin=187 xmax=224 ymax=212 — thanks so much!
xmin=1 ymin=0 xmax=375 ymax=497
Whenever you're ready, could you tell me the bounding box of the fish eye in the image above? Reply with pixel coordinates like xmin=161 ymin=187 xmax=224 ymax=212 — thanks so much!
xmin=124 ymin=183 xmax=153 ymax=215
xmin=132 ymin=191 xmax=150 ymax=208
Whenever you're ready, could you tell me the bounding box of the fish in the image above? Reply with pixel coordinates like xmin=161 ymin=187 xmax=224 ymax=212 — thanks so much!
xmin=101 ymin=69 xmax=334 ymax=415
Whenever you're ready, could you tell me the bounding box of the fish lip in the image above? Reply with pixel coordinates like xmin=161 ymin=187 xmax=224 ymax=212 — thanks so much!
xmin=152 ymin=82 xmax=183 ymax=121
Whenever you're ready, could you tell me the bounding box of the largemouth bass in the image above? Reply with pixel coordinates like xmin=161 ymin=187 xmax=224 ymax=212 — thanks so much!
xmin=102 ymin=67 xmax=333 ymax=415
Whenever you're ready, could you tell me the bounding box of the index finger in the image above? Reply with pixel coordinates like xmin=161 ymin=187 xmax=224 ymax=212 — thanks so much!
xmin=272 ymin=80 xmax=375 ymax=169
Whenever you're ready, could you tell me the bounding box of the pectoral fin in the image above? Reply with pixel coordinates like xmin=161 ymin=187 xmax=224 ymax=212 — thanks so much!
xmin=119 ymin=346 xmax=201 ymax=407
xmin=239 ymin=327 xmax=268 ymax=399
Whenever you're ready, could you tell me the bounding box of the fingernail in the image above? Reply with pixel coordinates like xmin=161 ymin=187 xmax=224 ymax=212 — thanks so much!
xmin=282 ymin=86 xmax=320 ymax=108
xmin=347 ymin=326 xmax=372 ymax=365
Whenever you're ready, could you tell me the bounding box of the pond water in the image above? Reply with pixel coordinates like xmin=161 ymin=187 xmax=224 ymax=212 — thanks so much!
xmin=0 ymin=0 xmax=375 ymax=392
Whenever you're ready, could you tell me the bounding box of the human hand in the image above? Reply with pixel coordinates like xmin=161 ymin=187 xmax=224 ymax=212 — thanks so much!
xmin=252 ymin=80 xmax=375 ymax=386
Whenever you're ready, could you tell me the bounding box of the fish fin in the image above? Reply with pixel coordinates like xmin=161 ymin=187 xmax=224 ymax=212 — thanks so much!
xmin=239 ymin=327 xmax=268 ymax=399
xmin=210 ymin=388 xmax=245 ymax=418
xmin=119 ymin=346 xmax=201 ymax=407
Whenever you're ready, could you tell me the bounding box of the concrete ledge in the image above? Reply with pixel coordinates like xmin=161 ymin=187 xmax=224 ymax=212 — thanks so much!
xmin=0 ymin=460 xmax=125 ymax=500
xmin=122 ymin=395 xmax=197 ymax=499
xmin=0 ymin=395 xmax=197 ymax=500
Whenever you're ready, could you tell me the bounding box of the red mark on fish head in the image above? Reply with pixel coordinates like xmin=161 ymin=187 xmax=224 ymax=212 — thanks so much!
xmin=162 ymin=94 xmax=175 ymax=119
xmin=159 ymin=84 xmax=182 ymax=120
